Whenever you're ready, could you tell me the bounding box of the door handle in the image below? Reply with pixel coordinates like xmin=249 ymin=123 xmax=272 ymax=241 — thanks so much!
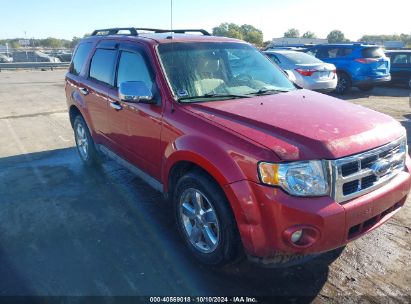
xmin=79 ymin=87 xmax=89 ymax=95
xmin=110 ymin=101 xmax=122 ymax=111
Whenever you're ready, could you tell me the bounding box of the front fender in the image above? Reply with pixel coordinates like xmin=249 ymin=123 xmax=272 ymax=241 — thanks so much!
xmin=163 ymin=135 xmax=248 ymax=190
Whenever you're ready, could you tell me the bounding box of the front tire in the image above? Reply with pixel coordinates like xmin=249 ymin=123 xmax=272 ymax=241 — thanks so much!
xmin=334 ymin=72 xmax=351 ymax=94
xmin=173 ymin=171 xmax=241 ymax=266
xmin=73 ymin=115 xmax=100 ymax=166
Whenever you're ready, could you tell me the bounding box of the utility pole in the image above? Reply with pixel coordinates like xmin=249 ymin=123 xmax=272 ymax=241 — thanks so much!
xmin=24 ymin=30 xmax=28 ymax=62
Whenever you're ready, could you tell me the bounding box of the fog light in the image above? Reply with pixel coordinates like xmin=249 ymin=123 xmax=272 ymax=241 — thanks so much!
xmin=291 ymin=230 xmax=303 ymax=243
xmin=283 ymin=225 xmax=320 ymax=248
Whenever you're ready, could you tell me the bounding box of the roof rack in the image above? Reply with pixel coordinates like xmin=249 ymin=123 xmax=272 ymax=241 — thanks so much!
xmin=91 ymin=27 xmax=211 ymax=36
xmin=91 ymin=28 xmax=138 ymax=36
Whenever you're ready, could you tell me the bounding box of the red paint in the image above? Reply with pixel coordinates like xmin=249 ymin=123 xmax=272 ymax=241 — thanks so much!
xmin=66 ymin=33 xmax=411 ymax=260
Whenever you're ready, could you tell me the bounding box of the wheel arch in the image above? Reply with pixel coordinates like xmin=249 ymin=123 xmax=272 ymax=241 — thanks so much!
xmin=163 ymin=136 xmax=247 ymax=200
xmin=336 ymin=69 xmax=352 ymax=81
xmin=69 ymin=105 xmax=82 ymax=127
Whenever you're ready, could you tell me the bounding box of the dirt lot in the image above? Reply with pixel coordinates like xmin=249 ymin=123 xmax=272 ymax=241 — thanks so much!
xmin=0 ymin=70 xmax=410 ymax=302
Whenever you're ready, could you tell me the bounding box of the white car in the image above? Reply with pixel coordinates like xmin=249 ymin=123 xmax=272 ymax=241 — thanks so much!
xmin=264 ymin=50 xmax=337 ymax=92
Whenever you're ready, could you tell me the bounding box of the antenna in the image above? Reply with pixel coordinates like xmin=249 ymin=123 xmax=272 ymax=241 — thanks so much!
xmin=170 ymin=0 xmax=173 ymax=38
xmin=170 ymin=0 xmax=175 ymax=112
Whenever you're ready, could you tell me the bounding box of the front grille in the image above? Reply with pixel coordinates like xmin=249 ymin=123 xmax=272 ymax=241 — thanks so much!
xmin=331 ymin=136 xmax=406 ymax=203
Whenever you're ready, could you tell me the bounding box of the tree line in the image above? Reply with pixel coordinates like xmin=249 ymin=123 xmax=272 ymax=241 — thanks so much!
xmin=213 ymin=23 xmax=411 ymax=47
xmin=1 ymin=26 xmax=410 ymax=49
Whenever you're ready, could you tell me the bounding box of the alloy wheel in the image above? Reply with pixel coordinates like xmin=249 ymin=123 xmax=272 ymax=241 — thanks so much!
xmin=75 ymin=123 xmax=89 ymax=160
xmin=179 ymin=188 xmax=220 ymax=253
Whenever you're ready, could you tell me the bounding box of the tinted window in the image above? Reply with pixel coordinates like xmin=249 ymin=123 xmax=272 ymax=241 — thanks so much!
xmin=341 ymin=48 xmax=353 ymax=56
xmin=117 ymin=51 xmax=153 ymax=89
xmin=306 ymin=47 xmax=318 ymax=57
xmin=362 ymin=47 xmax=384 ymax=58
xmin=392 ymin=54 xmax=409 ymax=64
xmin=282 ymin=52 xmax=323 ymax=64
xmin=324 ymin=47 xmax=340 ymax=58
xmin=89 ymin=49 xmax=117 ymax=85
xmin=70 ymin=42 xmax=93 ymax=76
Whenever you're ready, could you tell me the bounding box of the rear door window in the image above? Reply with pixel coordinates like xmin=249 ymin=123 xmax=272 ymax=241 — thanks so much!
xmin=362 ymin=47 xmax=384 ymax=58
xmin=69 ymin=42 xmax=93 ymax=76
xmin=89 ymin=49 xmax=117 ymax=85
xmin=341 ymin=48 xmax=353 ymax=57
xmin=324 ymin=47 xmax=340 ymax=58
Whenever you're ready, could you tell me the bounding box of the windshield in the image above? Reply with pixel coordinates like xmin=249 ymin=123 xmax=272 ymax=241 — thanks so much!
xmin=281 ymin=51 xmax=323 ymax=64
xmin=158 ymin=42 xmax=296 ymax=102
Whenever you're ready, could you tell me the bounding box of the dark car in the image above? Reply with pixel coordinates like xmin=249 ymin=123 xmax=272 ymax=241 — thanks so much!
xmin=385 ymin=50 xmax=411 ymax=88
xmin=306 ymin=44 xmax=391 ymax=94
xmin=65 ymin=27 xmax=410 ymax=267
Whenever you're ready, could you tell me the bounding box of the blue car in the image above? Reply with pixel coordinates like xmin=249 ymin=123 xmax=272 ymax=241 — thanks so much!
xmin=306 ymin=44 xmax=391 ymax=94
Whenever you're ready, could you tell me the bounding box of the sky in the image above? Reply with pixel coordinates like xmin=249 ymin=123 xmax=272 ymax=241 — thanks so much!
xmin=0 ymin=0 xmax=410 ymax=41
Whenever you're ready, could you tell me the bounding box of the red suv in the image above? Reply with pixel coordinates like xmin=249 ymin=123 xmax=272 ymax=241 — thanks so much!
xmin=65 ymin=28 xmax=411 ymax=267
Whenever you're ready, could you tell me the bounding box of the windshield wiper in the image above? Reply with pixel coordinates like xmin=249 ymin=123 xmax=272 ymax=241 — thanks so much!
xmin=247 ymin=88 xmax=291 ymax=96
xmin=178 ymin=93 xmax=251 ymax=102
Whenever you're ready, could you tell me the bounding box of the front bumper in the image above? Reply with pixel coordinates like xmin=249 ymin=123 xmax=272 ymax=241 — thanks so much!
xmin=223 ymin=159 xmax=411 ymax=261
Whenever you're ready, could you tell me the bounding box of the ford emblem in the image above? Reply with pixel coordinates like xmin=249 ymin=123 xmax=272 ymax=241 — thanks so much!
xmin=371 ymin=160 xmax=391 ymax=177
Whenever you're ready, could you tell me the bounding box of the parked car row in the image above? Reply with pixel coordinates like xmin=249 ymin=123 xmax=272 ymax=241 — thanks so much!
xmin=265 ymin=44 xmax=410 ymax=94
xmin=11 ymin=51 xmax=61 ymax=63
xmin=0 ymin=54 xmax=13 ymax=63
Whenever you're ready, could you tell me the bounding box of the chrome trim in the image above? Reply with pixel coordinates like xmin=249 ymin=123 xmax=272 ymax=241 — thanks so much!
xmin=331 ymin=136 xmax=406 ymax=203
xmin=110 ymin=101 xmax=122 ymax=110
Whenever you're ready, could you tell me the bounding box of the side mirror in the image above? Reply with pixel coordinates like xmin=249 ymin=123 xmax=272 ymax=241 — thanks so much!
xmin=119 ymin=81 xmax=154 ymax=103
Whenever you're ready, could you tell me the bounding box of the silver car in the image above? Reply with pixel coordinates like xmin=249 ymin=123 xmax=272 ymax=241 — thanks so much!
xmin=264 ymin=50 xmax=337 ymax=92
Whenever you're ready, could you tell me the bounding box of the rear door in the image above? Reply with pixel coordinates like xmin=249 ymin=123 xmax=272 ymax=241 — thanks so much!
xmin=78 ymin=42 xmax=118 ymax=138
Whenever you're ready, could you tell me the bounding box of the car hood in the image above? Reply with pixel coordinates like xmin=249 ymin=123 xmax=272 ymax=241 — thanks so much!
xmin=186 ymin=89 xmax=405 ymax=161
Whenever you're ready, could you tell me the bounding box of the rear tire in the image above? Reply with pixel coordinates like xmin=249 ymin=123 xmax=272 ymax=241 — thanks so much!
xmin=334 ymin=72 xmax=351 ymax=94
xmin=173 ymin=170 xmax=241 ymax=266
xmin=73 ymin=115 xmax=100 ymax=166
xmin=358 ymin=85 xmax=374 ymax=92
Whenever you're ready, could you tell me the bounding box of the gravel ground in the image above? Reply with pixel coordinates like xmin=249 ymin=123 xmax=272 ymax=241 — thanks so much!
xmin=0 ymin=70 xmax=410 ymax=302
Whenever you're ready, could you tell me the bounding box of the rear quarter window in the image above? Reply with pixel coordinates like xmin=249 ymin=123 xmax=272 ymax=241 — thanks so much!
xmin=362 ymin=47 xmax=384 ymax=58
xmin=266 ymin=53 xmax=281 ymax=64
xmin=69 ymin=42 xmax=93 ymax=76
xmin=341 ymin=48 xmax=353 ymax=56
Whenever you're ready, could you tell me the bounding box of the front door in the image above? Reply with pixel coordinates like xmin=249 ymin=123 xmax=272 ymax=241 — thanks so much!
xmin=106 ymin=44 xmax=163 ymax=180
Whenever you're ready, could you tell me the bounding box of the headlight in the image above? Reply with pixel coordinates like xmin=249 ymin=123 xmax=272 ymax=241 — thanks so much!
xmin=258 ymin=160 xmax=329 ymax=196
